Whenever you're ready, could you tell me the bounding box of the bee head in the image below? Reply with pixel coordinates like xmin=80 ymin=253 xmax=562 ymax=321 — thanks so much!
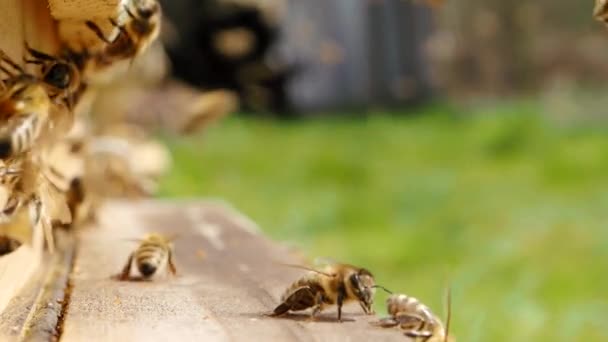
xmin=348 ymin=268 xmax=376 ymax=313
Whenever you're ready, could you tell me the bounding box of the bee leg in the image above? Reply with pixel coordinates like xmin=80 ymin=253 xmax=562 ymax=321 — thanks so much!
xmin=309 ymin=293 xmax=324 ymax=321
xmin=109 ymin=17 xmax=128 ymax=36
xmin=337 ymin=290 xmax=345 ymax=322
xmin=0 ymin=50 xmax=24 ymax=73
xmin=123 ymin=4 xmax=136 ymax=19
xmin=167 ymin=248 xmax=177 ymax=276
xmin=372 ymin=317 xmax=400 ymax=328
xmin=118 ymin=252 xmax=134 ymax=281
xmin=85 ymin=21 xmax=113 ymax=44
xmin=403 ymin=329 xmax=433 ymax=341
xmin=24 ymin=42 xmax=56 ymax=61
xmin=359 ymin=301 xmax=374 ymax=315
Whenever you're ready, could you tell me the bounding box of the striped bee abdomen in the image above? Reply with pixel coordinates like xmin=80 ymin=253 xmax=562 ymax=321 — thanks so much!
xmin=0 ymin=113 xmax=44 ymax=158
xmin=135 ymin=239 xmax=168 ymax=278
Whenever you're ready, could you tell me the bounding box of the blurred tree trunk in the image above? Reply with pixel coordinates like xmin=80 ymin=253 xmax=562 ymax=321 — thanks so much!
xmin=280 ymin=0 xmax=435 ymax=113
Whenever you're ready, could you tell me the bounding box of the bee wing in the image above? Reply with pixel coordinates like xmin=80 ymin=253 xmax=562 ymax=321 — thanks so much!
xmin=37 ymin=173 xmax=72 ymax=225
xmin=41 ymin=142 xmax=85 ymax=191
xmin=370 ymin=317 xmax=401 ymax=328
xmin=395 ymin=312 xmax=428 ymax=328
xmin=313 ymin=257 xmax=339 ymax=268
xmin=272 ymin=286 xmax=316 ymax=316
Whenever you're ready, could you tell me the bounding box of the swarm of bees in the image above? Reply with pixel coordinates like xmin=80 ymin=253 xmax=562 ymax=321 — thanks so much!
xmin=0 ymin=0 xmax=168 ymax=256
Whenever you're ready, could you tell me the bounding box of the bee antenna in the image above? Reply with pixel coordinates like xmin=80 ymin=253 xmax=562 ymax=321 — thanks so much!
xmin=276 ymin=263 xmax=335 ymax=277
xmin=372 ymin=285 xmax=393 ymax=294
xmin=444 ymin=285 xmax=452 ymax=342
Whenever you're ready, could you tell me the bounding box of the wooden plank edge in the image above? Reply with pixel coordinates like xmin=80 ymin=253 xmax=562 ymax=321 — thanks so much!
xmin=17 ymin=231 xmax=76 ymax=342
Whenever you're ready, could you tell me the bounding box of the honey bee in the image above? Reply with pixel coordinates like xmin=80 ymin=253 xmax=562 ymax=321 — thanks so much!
xmin=15 ymin=156 xmax=73 ymax=253
xmin=374 ymin=288 xmax=453 ymax=342
xmin=23 ymin=43 xmax=83 ymax=110
xmin=116 ymin=232 xmax=178 ymax=281
xmin=0 ymin=51 xmax=53 ymax=159
xmin=270 ymin=262 xmax=384 ymax=322
xmin=85 ymin=0 xmax=162 ymax=67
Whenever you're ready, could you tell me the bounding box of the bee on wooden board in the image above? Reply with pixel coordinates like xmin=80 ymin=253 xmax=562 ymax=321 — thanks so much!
xmin=85 ymin=0 xmax=162 ymax=67
xmin=270 ymin=262 xmax=389 ymax=322
xmin=373 ymin=288 xmax=453 ymax=342
xmin=116 ymin=232 xmax=178 ymax=281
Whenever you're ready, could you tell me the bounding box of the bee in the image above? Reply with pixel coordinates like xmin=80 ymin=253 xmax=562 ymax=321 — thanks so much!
xmin=116 ymin=232 xmax=178 ymax=281
xmin=373 ymin=288 xmax=453 ymax=342
xmin=270 ymin=262 xmax=383 ymax=322
xmin=23 ymin=43 xmax=83 ymax=110
xmin=0 ymin=51 xmax=52 ymax=159
xmin=595 ymin=0 xmax=608 ymax=23
xmin=15 ymin=155 xmax=72 ymax=253
xmin=85 ymin=0 xmax=161 ymax=67
xmin=0 ymin=181 xmax=61 ymax=254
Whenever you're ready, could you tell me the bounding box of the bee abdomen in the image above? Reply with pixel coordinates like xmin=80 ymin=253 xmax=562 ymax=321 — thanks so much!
xmin=134 ymin=241 xmax=167 ymax=278
xmin=0 ymin=114 xmax=44 ymax=158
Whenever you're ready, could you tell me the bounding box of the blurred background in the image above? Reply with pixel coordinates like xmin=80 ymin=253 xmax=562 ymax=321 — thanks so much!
xmin=133 ymin=0 xmax=608 ymax=340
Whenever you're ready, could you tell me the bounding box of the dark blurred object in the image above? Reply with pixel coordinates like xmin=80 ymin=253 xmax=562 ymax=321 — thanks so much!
xmin=159 ymin=0 xmax=436 ymax=116
xmin=0 ymin=236 xmax=21 ymax=256
xmin=159 ymin=0 xmax=294 ymax=116
xmin=279 ymin=0 xmax=435 ymax=113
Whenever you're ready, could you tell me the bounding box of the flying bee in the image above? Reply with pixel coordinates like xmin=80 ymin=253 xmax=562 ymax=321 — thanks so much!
xmin=373 ymin=288 xmax=453 ymax=342
xmin=85 ymin=0 xmax=161 ymax=67
xmin=270 ymin=262 xmax=385 ymax=322
xmin=116 ymin=232 xmax=178 ymax=281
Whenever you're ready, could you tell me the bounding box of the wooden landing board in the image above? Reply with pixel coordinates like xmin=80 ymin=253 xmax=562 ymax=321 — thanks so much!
xmin=60 ymin=200 xmax=411 ymax=342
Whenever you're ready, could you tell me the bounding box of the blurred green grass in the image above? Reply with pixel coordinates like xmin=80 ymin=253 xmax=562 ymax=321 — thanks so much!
xmin=158 ymin=102 xmax=608 ymax=342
